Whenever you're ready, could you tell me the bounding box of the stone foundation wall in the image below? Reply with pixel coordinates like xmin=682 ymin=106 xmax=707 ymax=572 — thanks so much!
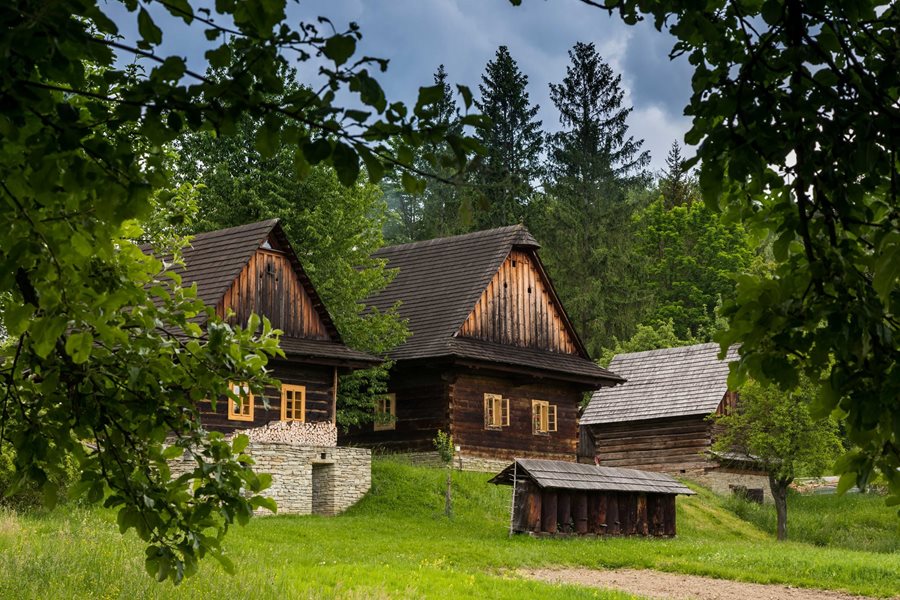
xmin=170 ymin=442 xmax=370 ymax=515
xmin=691 ymin=468 xmax=772 ymax=503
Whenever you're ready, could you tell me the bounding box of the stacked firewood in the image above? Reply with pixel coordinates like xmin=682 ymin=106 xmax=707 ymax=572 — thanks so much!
xmin=238 ymin=420 xmax=337 ymax=447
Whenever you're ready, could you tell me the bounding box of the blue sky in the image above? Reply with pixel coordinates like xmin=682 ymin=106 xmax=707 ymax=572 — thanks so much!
xmin=107 ymin=0 xmax=694 ymax=172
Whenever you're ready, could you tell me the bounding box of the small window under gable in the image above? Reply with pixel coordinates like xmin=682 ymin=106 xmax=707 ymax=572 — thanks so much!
xmin=281 ymin=384 xmax=306 ymax=422
xmin=484 ymin=393 xmax=509 ymax=430
xmin=228 ymin=382 xmax=254 ymax=422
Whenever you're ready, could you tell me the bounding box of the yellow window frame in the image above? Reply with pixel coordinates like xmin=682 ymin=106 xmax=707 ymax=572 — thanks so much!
xmin=280 ymin=384 xmax=306 ymax=422
xmin=483 ymin=393 xmax=509 ymax=429
xmin=227 ymin=382 xmax=254 ymax=422
xmin=532 ymin=400 xmax=557 ymax=434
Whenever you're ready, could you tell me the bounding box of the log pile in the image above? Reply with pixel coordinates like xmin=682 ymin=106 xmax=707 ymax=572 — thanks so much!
xmin=237 ymin=420 xmax=337 ymax=447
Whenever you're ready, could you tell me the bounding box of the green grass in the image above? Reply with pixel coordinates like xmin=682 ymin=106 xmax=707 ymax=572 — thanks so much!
xmin=1 ymin=459 xmax=898 ymax=599
xmin=722 ymin=489 xmax=900 ymax=553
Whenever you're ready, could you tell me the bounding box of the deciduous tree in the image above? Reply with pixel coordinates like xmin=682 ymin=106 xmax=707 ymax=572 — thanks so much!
xmin=0 ymin=0 xmax=475 ymax=582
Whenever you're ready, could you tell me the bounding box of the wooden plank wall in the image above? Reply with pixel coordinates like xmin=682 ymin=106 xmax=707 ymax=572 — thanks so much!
xmin=218 ymin=249 xmax=329 ymax=340
xmin=515 ymin=487 xmax=678 ymax=537
xmin=450 ymin=372 xmax=580 ymax=460
xmin=458 ymin=250 xmax=578 ymax=354
xmin=197 ymin=360 xmax=335 ymax=434
xmin=584 ymin=415 xmax=716 ymax=473
xmin=344 ymin=365 xmax=450 ymax=451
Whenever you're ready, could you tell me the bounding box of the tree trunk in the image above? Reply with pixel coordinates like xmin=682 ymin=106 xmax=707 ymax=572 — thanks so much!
xmin=768 ymin=473 xmax=791 ymax=541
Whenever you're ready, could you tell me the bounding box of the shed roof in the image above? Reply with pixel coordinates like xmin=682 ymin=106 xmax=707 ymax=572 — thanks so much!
xmin=148 ymin=219 xmax=379 ymax=366
xmin=490 ymin=459 xmax=695 ymax=495
xmin=367 ymin=225 xmax=619 ymax=384
xmin=580 ymin=343 xmax=739 ymax=425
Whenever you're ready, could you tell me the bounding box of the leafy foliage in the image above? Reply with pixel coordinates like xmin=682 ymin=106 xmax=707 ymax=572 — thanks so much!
xmin=596 ymin=319 xmax=695 ymax=367
xmin=0 ymin=0 xmax=476 ymax=582
xmin=714 ymin=377 xmax=844 ymax=539
xmin=550 ymin=0 xmax=900 ymax=506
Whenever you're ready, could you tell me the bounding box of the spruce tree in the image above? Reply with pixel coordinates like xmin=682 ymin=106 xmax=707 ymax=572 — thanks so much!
xmin=659 ymin=141 xmax=695 ymax=209
xmin=536 ymin=42 xmax=651 ymax=353
xmin=472 ymin=46 xmax=543 ymax=229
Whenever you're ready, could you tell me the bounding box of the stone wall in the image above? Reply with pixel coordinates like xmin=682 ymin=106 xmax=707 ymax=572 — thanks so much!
xmin=690 ymin=468 xmax=773 ymax=503
xmin=170 ymin=442 xmax=370 ymax=516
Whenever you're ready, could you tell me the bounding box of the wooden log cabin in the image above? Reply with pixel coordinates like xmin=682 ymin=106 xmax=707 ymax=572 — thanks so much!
xmin=579 ymin=343 xmax=770 ymax=499
xmin=166 ymin=219 xmax=380 ymax=433
xmin=490 ymin=459 xmax=694 ymax=536
xmin=348 ymin=225 xmax=623 ymax=466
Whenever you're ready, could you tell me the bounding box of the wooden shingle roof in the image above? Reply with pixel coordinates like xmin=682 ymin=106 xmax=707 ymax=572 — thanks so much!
xmin=367 ymin=226 xmax=620 ymax=384
xmin=490 ymin=459 xmax=695 ymax=495
xmin=580 ymin=343 xmax=739 ymax=425
xmin=152 ymin=219 xmax=378 ymax=366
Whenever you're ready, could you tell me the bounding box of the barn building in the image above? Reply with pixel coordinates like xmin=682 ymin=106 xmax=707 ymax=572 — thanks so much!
xmin=348 ymin=225 xmax=623 ymax=470
xmin=161 ymin=219 xmax=379 ymax=515
xmin=490 ymin=459 xmax=694 ymax=536
xmin=579 ymin=343 xmax=770 ymax=501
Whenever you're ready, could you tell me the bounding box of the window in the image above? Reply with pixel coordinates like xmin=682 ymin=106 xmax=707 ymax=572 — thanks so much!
xmin=532 ymin=400 xmax=557 ymax=434
xmin=227 ymin=382 xmax=254 ymax=422
xmin=484 ymin=393 xmax=509 ymax=429
xmin=374 ymin=393 xmax=396 ymax=431
xmin=280 ymin=384 xmax=306 ymax=422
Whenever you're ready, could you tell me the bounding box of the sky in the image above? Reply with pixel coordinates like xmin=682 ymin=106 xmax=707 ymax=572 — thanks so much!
xmin=106 ymin=0 xmax=694 ymax=173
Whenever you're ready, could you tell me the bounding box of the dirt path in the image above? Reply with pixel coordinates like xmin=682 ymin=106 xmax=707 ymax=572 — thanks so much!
xmin=521 ymin=568 xmax=883 ymax=600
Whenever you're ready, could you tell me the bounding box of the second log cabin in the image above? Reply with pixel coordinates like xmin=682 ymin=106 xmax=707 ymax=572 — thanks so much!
xmin=347 ymin=225 xmax=623 ymax=468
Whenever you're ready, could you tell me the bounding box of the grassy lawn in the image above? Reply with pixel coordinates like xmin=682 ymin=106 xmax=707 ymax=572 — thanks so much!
xmin=722 ymin=489 xmax=899 ymax=553
xmin=1 ymin=458 xmax=898 ymax=599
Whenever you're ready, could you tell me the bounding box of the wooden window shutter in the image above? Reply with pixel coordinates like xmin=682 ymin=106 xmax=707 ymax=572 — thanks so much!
xmin=501 ymin=398 xmax=510 ymax=427
xmin=484 ymin=395 xmax=494 ymax=428
xmin=531 ymin=400 xmax=541 ymax=434
xmin=548 ymin=404 xmax=557 ymax=432
xmin=375 ymin=393 xmax=396 ymax=431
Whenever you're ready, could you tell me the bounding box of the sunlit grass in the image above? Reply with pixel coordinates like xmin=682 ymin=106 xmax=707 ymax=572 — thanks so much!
xmin=1 ymin=459 xmax=898 ymax=599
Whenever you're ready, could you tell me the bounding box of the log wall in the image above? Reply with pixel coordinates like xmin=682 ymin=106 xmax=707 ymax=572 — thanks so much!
xmin=198 ymin=360 xmax=337 ymax=434
xmin=343 ymin=365 xmax=450 ymax=452
xmin=218 ymin=249 xmax=330 ymax=340
xmin=450 ymin=372 xmax=581 ymax=460
xmin=458 ymin=250 xmax=578 ymax=354
xmin=513 ymin=486 xmax=678 ymax=537
xmin=583 ymin=415 xmax=716 ymax=473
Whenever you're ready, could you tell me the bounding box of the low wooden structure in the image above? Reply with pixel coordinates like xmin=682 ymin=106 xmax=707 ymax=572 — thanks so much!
xmin=490 ymin=459 xmax=694 ymax=537
xmin=579 ymin=343 xmax=772 ymax=500
xmin=348 ymin=226 xmax=623 ymax=465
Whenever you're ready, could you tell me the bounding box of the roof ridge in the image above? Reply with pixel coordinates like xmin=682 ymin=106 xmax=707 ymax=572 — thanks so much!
xmin=611 ymin=341 xmax=728 ymax=361
xmin=189 ymin=218 xmax=279 ymax=241
xmin=375 ymin=224 xmax=533 ymax=254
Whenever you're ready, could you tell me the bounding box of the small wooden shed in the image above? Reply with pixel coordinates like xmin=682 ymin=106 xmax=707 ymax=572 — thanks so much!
xmin=490 ymin=459 xmax=694 ymax=537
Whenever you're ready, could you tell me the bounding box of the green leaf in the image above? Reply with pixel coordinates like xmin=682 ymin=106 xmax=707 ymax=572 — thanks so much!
xmin=332 ymin=142 xmax=360 ymax=186
xmin=232 ymin=434 xmax=249 ymax=454
xmin=4 ymin=302 xmax=35 ymax=337
xmin=65 ymin=331 xmax=93 ymax=364
xmin=416 ymin=84 xmax=445 ymax=108
xmin=836 ymin=471 xmax=857 ymax=495
xmin=137 ymin=8 xmax=163 ymax=46
xmin=323 ymin=34 xmax=356 ymax=66
xmin=456 ymin=84 xmax=473 ymax=109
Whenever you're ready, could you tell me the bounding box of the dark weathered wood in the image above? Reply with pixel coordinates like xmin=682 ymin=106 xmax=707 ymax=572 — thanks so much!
xmin=541 ymin=490 xmax=558 ymax=534
xmin=636 ymin=493 xmax=649 ymax=536
xmin=512 ymin=480 xmax=531 ymax=533
xmin=584 ymin=415 xmax=717 ymax=473
xmin=459 ymin=250 xmax=578 ymax=354
xmin=606 ymin=492 xmax=620 ymax=535
xmin=219 ymin=249 xmax=330 ymax=340
xmin=574 ymin=493 xmax=588 ymax=534
xmin=663 ymin=495 xmax=676 ymax=536
xmin=526 ymin=488 xmax=542 ymax=533
xmin=587 ymin=493 xmax=601 ymax=534
xmin=557 ymin=491 xmax=572 ymax=533
xmin=622 ymin=493 xmax=635 ymax=535
xmin=198 ymin=359 xmax=335 ymax=434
